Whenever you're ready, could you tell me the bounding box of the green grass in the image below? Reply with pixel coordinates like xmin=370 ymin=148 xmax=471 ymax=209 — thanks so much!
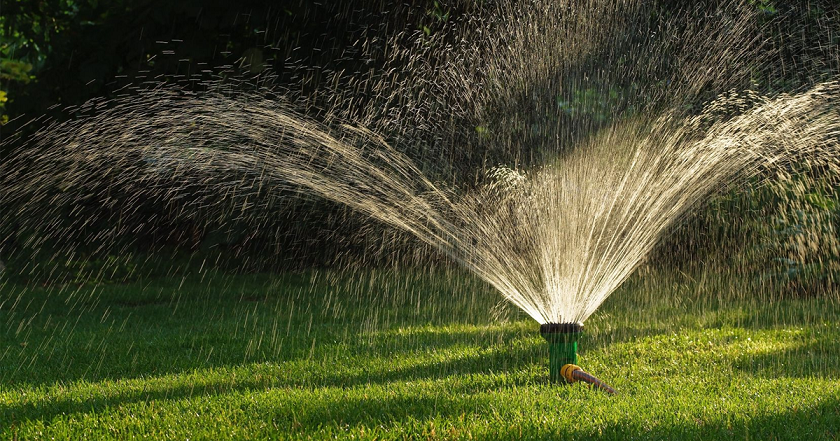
xmin=1 ymin=268 xmax=839 ymax=440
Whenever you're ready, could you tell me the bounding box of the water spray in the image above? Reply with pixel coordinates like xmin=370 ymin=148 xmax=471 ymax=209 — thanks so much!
xmin=540 ymin=323 xmax=616 ymax=394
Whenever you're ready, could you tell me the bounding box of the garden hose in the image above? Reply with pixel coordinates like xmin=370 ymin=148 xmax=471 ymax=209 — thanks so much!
xmin=561 ymin=364 xmax=617 ymax=395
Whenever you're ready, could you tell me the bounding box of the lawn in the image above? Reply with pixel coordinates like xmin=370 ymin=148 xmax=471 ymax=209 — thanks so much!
xmin=1 ymin=267 xmax=839 ymax=440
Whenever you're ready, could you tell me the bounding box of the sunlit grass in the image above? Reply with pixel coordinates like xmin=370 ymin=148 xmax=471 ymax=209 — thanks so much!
xmin=1 ymin=268 xmax=839 ymax=439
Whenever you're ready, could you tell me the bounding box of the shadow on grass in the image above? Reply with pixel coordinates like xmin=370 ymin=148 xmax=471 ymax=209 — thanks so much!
xmin=1 ymin=324 xmax=544 ymax=425
xmin=731 ymin=335 xmax=840 ymax=379
xmin=0 ymin=270 xmax=510 ymax=388
xmin=5 ymin=365 xmax=839 ymax=440
xmin=4 ymin=273 xmax=840 ymax=437
xmin=0 ymin=309 xmax=535 ymax=383
xmin=3 ymin=324 xmax=839 ymax=438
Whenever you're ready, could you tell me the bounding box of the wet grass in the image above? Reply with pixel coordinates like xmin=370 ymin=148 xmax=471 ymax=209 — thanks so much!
xmin=1 ymin=268 xmax=839 ymax=440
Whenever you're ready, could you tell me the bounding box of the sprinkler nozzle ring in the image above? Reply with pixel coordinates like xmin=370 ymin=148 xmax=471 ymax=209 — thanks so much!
xmin=539 ymin=322 xmax=583 ymax=334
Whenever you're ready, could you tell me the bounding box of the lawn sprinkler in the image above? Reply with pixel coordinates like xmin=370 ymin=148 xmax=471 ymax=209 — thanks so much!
xmin=540 ymin=322 xmax=616 ymax=394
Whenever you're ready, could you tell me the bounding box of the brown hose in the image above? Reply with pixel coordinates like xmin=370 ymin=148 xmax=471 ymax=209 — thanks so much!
xmin=561 ymin=364 xmax=617 ymax=395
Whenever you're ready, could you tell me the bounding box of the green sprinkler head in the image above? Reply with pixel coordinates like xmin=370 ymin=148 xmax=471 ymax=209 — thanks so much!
xmin=539 ymin=322 xmax=582 ymax=384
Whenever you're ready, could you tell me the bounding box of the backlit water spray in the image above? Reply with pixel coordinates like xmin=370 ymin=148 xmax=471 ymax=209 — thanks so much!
xmin=2 ymin=1 xmax=839 ymax=389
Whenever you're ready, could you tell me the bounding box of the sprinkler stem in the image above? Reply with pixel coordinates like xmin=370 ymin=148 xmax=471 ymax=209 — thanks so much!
xmin=539 ymin=322 xmax=582 ymax=384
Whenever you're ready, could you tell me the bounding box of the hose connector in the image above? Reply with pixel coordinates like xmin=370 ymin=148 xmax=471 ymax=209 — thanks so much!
xmin=561 ymin=363 xmax=617 ymax=395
